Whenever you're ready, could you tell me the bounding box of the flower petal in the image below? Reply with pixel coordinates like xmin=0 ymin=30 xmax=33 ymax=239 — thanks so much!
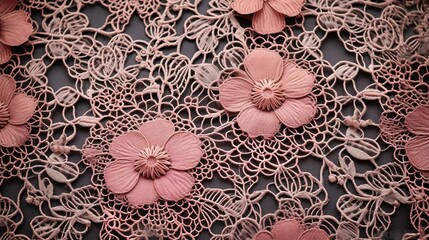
xmin=154 ymin=170 xmax=194 ymax=201
xmin=405 ymin=136 xmax=429 ymax=171
xmin=272 ymin=219 xmax=304 ymax=240
xmin=275 ymin=97 xmax=316 ymax=128
xmin=0 ymin=0 xmax=16 ymax=16
xmin=0 ymin=11 xmax=33 ymax=46
xmin=231 ymin=0 xmax=263 ymax=15
xmin=109 ymin=131 xmax=148 ymax=161
xmin=126 ymin=177 xmax=159 ymax=205
xmin=268 ymin=0 xmax=304 ymax=16
xmin=0 ymin=75 xmax=16 ymax=105
xmin=281 ymin=62 xmax=314 ymax=99
xmin=252 ymin=4 xmax=285 ymax=35
xmin=104 ymin=160 xmax=139 ymax=194
xmin=406 ymin=106 xmax=429 ymax=135
xmin=0 ymin=124 xmax=29 ymax=147
xmin=164 ymin=132 xmax=203 ymax=171
xmin=139 ymin=119 xmax=175 ymax=146
xmin=244 ymin=49 xmax=283 ymax=82
xmin=7 ymin=93 xmax=37 ymax=125
xmin=219 ymin=77 xmax=253 ymax=112
xmin=237 ymin=106 xmax=281 ymax=139
xmin=0 ymin=42 xmax=12 ymax=64
xmin=254 ymin=230 xmax=274 ymax=240
xmin=298 ymin=229 xmax=329 ymax=240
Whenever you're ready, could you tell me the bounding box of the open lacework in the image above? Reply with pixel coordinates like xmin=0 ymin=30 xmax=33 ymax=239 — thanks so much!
xmin=0 ymin=0 xmax=428 ymax=239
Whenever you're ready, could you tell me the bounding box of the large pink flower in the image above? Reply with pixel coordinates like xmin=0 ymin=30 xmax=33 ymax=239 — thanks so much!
xmin=0 ymin=75 xmax=37 ymax=147
xmin=231 ymin=0 xmax=304 ymax=34
xmin=0 ymin=0 xmax=33 ymax=64
xmin=405 ymin=106 xmax=429 ymax=174
xmin=219 ymin=49 xmax=316 ymax=139
xmin=254 ymin=219 xmax=329 ymax=240
xmin=104 ymin=119 xmax=203 ymax=206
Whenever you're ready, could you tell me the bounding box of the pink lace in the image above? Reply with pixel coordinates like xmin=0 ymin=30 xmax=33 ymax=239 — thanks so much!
xmin=0 ymin=0 xmax=428 ymax=239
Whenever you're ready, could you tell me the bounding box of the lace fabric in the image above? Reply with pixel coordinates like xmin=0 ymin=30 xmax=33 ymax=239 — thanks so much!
xmin=0 ymin=0 xmax=428 ymax=239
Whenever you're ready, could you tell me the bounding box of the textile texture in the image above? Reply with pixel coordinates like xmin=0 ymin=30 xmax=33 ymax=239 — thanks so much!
xmin=0 ymin=0 xmax=428 ymax=239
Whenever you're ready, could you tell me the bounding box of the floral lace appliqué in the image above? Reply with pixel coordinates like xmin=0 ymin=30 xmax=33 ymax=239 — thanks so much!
xmin=405 ymin=106 xmax=429 ymax=175
xmin=0 ymin=75 xmax=36 ymax=147
xmin=104 ymin=118 xmax=203 ymax=206
xmin=0 ymin=0 xmax=33 ymax=64
xmin=231 ymin=0 xmax=304 ymax=34
xmin=254 ymin=219 xmax=329 ymax=240
xmin=219 ymin=48 xmax=316 ymax=139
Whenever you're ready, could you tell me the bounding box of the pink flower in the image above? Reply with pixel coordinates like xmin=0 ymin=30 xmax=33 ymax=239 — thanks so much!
xmin=219 ymin=48 xmax=316 ymax=139
xmin=405 ymin=106 xmax=429 ymax=174
xmin=231 ymin=0 xmax=304 ymax=34
xmin=0 ymin=75 xmax=37 ymax=147
xmin=104 ymin=119 xmax=203 ymax=206
xmin=0 ymin=0 xmax=33 ymax=64
xmin=254 ymin=219 xmax=329 ymax=240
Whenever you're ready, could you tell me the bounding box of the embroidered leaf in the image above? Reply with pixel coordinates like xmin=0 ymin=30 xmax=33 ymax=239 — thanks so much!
xmin=39 ymin=177 xmax=54 ymax=199
xmin=45 ymin=163 xmax=79 ymax=183
xmin=56 ymin=87 xmax=80 ymax=107
xmin=194 ymin=64 xmax=220 ymax=88
xmin=334 ymin=62 xmax=360 ymax=81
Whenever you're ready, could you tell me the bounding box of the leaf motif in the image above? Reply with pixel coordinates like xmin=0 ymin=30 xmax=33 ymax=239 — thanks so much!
xmin=216 ymin=46 xmax=246 ymax=69
xmin=185 ymin=17 xmax=215 ymax=39
xmin=39 ymin=177 xmax=54 ymax=199
xmin=360 ymin=88 xmax=384 ymax=100
xmin=56 ymin=87 xmax=80 ymax=107
xmin=60 ymin=13 xmax=89 ymax=35
xmin=196 ymin=30 xmax=219 ymax=53
xmin=334 ymin=61 xmax=360 ymax=81
xmin=194 ymin=64 xmax=220 ymax=88
xmin=345 ymin=138 xmax=380 ymax=161
xmin=337 ymin=222 xmax=359 ymax=240
xmin=347 ymin=161 xmax=356 ymax=176
xmin=31 ymin=216 xmax=64 ymax=240
xmin=317 ymin=13 xmax=343 ymax=32
xmin=199 ymin=189 xmax=246 ymax=226
xmin=25 ymin=59 xmax=47 ymax=77
xmin=229 ymin=219 xmax=260 ymax=240
xmin=75 ymin=116 xmax=101 ymax=127
xmin=60 ymin=186 xmax=104 ymax=223
xmin=46 ymin=41 xmax=71 ymax=59
xmin=0 ymin=196 xmax=20 ymax=223
xmin=275 ymin=169 xmax=325 ymax=203
xmin=298 ymin=32 xmax=321 ymax=48
xmin=45 ymin=162 xmax=79 ymax=183
xmin=337 ymin=194 xmax=387 ymax=230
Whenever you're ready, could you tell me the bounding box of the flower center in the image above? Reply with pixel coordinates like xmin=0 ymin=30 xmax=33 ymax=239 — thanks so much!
xmin=134 ymin=145 xmax=171 ymax=179
xmin=0 ymin=102 xmax=10 ymax=129
xmin=251 ymin=79 xmax=286 ymax=111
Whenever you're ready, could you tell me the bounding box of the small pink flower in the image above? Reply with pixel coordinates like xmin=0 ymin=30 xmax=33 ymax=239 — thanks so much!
xmin=0 ymin=0 xmax=33 ymax=64
xmin=104 ymin=119 xmax=203 ymax=206
xmin=231 ymin=0 xmax=304 ymax=34
xmin=219 ymin=48 xmax=316 ymax=139
xmin=405 ymin=106 xmax=429 ymax=174
xmin=254 ymin=219 xmax=329 ymax=240
xmin=0 ymin=75 xmax=37 ymax=147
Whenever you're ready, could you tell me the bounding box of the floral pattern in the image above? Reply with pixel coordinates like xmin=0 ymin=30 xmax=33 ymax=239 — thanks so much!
xmin=254 ymin=219 xmax=329 ymax=240
xmin=405 ymin=106 xmax=429 ymax=175
xmin=231 ymin=0 xmax=304 ymax=34
xmin=219 ymin=48 xmax=316 ymax=139
xmin=0 ymin=0 xmax=33 ymax=64
xmin=104 ymin=119 xmax=203 ymax=205
xmin=0 ymin=75 xmax=36 ymax=147
xmin=0 ymin=0 xmax=428 ymax=239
